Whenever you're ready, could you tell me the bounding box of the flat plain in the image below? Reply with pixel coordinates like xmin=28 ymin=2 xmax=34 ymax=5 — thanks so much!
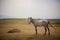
xmin=0 ymin=19 xmax=60 ymax=40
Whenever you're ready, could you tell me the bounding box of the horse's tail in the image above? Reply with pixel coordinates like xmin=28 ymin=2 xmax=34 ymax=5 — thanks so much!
xmin=48 ymin=21 xmax=56 ymax=29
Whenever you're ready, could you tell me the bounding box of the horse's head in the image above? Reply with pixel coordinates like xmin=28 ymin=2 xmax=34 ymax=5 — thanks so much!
xmin=27 ymin=17 xmax=32 ymax=24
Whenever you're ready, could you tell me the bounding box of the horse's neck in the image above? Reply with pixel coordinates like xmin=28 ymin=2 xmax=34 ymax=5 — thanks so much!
xmin=31 ymin=19 xmax=36 ymax=24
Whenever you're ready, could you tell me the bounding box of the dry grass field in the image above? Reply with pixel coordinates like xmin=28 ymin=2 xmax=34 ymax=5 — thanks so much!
xmin=0 ymin=19 xmax=60 ymax=40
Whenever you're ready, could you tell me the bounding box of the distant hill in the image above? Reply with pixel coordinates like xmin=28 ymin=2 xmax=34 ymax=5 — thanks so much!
xmin=0 ymin=15 xmax=14 ymax=19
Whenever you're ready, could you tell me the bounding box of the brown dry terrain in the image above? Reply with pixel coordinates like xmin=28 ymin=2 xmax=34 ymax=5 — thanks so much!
xmin=0 ymin=19 xmax=60 ymax=40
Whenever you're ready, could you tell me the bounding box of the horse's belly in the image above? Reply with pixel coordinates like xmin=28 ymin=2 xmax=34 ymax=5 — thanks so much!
xmin=35 ymin=23 xmax=42 ymax=26
xmin=34 ymin=20 xmax=48 ymax=26
xmin=36 ymin=25 xmax=43 ymax=27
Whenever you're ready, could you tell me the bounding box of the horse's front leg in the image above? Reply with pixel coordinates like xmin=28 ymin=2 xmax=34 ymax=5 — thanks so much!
xmin=35 ymin=26 xmax=37 ymax=36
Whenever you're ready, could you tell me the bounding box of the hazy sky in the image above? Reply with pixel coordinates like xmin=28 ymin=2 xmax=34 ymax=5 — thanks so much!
xmin=0 ymin=0 xmax=60 ymax=19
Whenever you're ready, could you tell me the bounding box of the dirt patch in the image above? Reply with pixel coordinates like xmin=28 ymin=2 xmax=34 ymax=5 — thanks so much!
xmin=8 ymin=29 xmax=21 ymax=33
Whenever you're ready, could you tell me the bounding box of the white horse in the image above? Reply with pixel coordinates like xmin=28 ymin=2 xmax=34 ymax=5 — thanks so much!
xmin=27 ymin=17 xmax=54 ymax=36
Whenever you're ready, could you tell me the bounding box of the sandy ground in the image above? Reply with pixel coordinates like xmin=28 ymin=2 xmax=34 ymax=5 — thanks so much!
xmin=0 ymin=19 xmax=60 ymax=40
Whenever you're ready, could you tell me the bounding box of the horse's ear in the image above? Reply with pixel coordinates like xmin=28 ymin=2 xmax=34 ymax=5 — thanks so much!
xmin=29 ymin=17 xmax=32 ymax=19
xmin=28 ymin=17 xmax=32 ymax=19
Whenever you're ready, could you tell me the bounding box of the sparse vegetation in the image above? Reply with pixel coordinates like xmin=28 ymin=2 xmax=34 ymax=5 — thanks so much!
xmin=0 ymin=19 xmax=60 ymax=40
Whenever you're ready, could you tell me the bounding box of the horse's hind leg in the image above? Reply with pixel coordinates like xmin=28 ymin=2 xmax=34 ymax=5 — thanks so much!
xmin=43 ymin=27 xmax=47 ymax=36
xmin=47 ymin=26 xmax=50 ymax=36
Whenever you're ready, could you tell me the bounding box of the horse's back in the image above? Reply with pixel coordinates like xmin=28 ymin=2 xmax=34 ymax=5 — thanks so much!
xmin=34 ymin=19 xmax=48 ymax=26
xmin=37 ymin=19 xmax=48 ymax=23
